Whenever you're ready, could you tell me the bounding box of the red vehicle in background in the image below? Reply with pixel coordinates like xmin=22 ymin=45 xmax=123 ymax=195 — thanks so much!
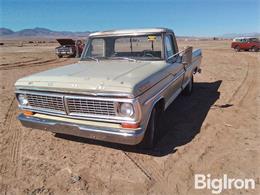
xmin=231 ymin=37 xmax=260 ymax=52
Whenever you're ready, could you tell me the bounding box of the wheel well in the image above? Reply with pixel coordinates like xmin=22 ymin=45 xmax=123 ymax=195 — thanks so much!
xmin=154 ymin=98 xmax=165 ymax=114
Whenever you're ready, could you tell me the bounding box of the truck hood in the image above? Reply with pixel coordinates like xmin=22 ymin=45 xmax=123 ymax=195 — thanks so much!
xmin=15 ymin=60 xmax=167 ymax=97
xmin=56 ymin=39 xmax=75 ymax=46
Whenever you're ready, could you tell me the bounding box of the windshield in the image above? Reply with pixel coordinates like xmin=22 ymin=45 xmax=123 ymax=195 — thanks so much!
xmin=81 ymin=34 xmax=163 ymax=61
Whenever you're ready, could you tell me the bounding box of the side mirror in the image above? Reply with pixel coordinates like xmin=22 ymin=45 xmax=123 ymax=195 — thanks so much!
xmin=182 ymin=46 xmax=193 ymax=66
xmin=176 ymin=55 xmax=182 ymax=63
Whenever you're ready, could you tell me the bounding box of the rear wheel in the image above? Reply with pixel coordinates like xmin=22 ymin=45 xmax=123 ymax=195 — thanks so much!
xmin=235 ymin=46 xmax=240 ymax=52
xmin=252 ymin=46 xmax=259 ymax=52
xmin=139 ymin=107 xmax=160 ymax=149
xmin=183 ymin=75 xmax=194 ymax=96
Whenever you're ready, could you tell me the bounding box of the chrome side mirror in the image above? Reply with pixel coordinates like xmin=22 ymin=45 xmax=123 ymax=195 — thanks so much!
xmin=182 ymin=46 xmax=193 ymax=66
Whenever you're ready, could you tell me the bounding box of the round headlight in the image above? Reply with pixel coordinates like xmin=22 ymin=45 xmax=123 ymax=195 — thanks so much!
xmin=18 ymin=94 xmax=29 ymax=106
xmin=119 ymin=103 xmax=134 ymax=117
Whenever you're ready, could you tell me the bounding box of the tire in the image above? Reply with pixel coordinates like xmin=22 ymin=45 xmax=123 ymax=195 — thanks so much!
xmin=252 ymin=46 xmax=259 ymax=52
xmin=235 ymin=46 xmax=240 ymax=52
xmin=57 ymin=55 xmax=62 ymax=58
xmin=183 ymin=75 xmax=194 ymax=96
xmin=139 ymin=107 xmax=159 ymax=149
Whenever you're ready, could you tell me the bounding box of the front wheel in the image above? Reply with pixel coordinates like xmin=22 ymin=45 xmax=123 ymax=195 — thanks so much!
xmin=235 ymin=46 xmax=240 ymax=52
xmin=139 ymin=107 xmax=159 ymax=149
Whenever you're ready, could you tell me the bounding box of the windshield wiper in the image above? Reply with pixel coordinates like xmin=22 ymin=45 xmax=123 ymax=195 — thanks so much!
xmin=83 ymin=56 xmax=99 ymax=62
xmin=112 ymin=57 xmax=137 ymax=62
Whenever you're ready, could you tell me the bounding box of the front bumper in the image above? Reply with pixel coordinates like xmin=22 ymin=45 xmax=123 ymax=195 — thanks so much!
xmin=18 ymin=114 xmax=145 ymax=145
xmin=55 ymin=51 xmax=74 ymax=55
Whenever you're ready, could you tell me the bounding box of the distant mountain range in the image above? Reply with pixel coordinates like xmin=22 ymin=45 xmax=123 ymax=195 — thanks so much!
xmin=0 ymin=27 xmax=259 ymax=39
xmin=0 ymin=27 xmax=90 ymax=39
xmin=220 ymin=32 xmax=260 ymax=38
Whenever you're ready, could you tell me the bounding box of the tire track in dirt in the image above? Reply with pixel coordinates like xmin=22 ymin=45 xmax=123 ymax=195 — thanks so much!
xmin=228 ymin=53 xmax=256 ymax=105
xmin=3 ymin=97 xmax=16 ymax=126
xmin=5 ymin=99 xmax=20 ymax=166
xmin=0 ymin=58 xmax=60 ymax=70
xmin=10 ymin=116 xmax=21 ymax=177
xmin=123 ymin=152 xmax=152 ymax=181
xmin=0 ymin=58 xmax=41 ymax=67
xmin=123 ymin=152 xmax=165 ymax=184
xmin=227 ymin=59 xmax=250 ymax=104
xmin=2 ymin=57 xmax=75 ymax=167
xmin=0 ymin=98 xmax=19 ymax=194
xmin=0 ymin=58 xmax=76 ymax=193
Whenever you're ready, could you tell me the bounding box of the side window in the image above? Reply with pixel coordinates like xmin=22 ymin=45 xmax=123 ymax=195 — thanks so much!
xmin=165 ymin=35 xmax=174 ymax=59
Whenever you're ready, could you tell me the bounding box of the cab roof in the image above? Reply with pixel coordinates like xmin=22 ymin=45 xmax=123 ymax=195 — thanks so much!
xmin=89 ymin=28 xmax=173 ymax=37
xmin=234 ymin=37 xmax=258 ymax=40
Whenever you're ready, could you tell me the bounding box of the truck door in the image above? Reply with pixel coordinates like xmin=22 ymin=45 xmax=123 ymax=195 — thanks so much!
xmin=247 ymin=38 xmax=254 ymax=49
xmin=240 ymin=39 xmax=247 ymax=49
xmin=164 ymin=33 xmax=184 ymax=102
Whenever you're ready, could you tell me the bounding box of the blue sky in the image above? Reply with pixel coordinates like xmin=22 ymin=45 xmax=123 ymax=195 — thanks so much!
xmin=0 ymin=0 xmax=259 ymax=36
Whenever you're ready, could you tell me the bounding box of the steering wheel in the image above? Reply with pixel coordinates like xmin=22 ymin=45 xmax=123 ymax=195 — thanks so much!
xmin=142 ymin=50 xmax=155 ymax=57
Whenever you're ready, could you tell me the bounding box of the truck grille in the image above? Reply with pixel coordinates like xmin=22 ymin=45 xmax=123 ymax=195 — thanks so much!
xmin=27 ymin=94 xmax=65 ymax=113
xmin=66 ymin=98 xmax=116 ymax=116
xmin=25 ymin=93 xmax=116 ymax=117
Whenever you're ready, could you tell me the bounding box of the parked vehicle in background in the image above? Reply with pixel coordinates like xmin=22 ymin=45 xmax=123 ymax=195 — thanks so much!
xmin=15 ymin=28 xmax=202 ymax=148
xmin=231 ymin=37 xmax=260 ymax=52
xmin=55 ymin=39 xmax=84 ymax=58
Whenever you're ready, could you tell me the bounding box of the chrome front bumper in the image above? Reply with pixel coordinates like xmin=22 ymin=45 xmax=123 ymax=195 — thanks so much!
xmin=55 ymin=51 xmax=74 ymax=55
xmin=18 ymin=114 xmax=145 ymax=145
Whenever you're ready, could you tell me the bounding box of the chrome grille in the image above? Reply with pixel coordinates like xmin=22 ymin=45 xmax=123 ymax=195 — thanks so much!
xmin=66 ymin=98 xmax=116 ymax=116
xmin=27 ymin=94 xmax=65 ymax=113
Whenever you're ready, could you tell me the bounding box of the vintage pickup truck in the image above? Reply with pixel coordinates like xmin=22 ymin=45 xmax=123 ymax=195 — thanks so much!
xmin=15 ymin=28 xmax=202 ymax=148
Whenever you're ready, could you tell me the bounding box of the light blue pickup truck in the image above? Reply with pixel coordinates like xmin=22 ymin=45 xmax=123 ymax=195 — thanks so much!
xmin=15 ymin=28 xmax=202 ymax=148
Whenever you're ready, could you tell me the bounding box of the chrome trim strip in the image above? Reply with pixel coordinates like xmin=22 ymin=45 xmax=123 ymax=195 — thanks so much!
xmin=144 ymin=70 xmax=185 ymax=105
xmin=15 ymin=88 xmax=134 ymax=98
xmin=63 ymin=95 xmax=69 ymax=115
xmin=182 ymin=78 xmax=190 ymax=89
xmin=18 ymin=114 xmax=144 ymax=145
xmin=89 ymin=28 xmax=172 ymax=37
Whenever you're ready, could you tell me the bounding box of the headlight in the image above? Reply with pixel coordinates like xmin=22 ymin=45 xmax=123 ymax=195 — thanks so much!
xmin=18 ymin=94 xmax=29 ymax=106
xmin=118 ymin=103 xmax=134 ymax=117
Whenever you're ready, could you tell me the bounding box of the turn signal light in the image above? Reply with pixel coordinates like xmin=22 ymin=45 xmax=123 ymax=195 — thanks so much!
xmin=121 ymin=123 xmax=140 ymax=129
xmin=22 ymin=110 xmax=34 ymax=116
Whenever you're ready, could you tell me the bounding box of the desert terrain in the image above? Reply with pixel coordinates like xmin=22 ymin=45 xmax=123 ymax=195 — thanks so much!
xmin=0 ymin=39 xmax=259 ymax=195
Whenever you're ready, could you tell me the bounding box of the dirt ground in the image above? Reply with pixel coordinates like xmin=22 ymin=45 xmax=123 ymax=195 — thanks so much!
xmin=0 ymin=40 xmax=259 ymax=195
